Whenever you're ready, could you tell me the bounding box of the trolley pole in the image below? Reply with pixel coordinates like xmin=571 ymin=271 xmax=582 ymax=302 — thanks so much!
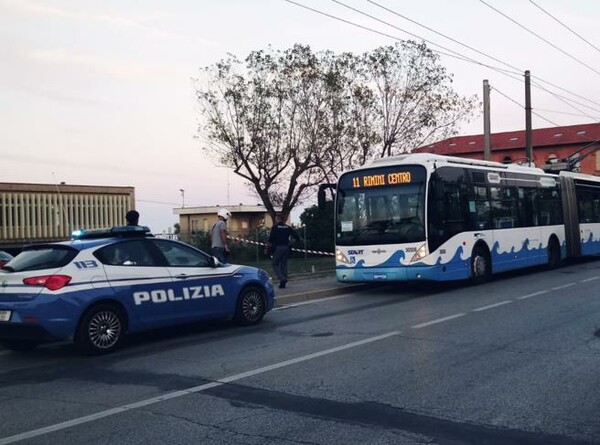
xmin=525 ymin=70 xmax=533 ymax=165
xmin=483 ymin=79 xmax=491 ymax=161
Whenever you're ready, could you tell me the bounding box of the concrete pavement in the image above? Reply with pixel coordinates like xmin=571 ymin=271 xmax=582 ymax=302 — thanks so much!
xmin=273 ymin=272 xmax=368 ymax=306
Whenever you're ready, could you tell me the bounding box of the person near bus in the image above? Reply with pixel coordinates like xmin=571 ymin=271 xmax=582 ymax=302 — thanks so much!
xmin=266 ymin=212 xmax=299 ymax=288
xmin=211 ymin=208 xmax=231 ymax=263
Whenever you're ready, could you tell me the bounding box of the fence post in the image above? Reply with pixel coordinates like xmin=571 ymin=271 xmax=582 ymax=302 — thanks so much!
xmin=255 ymin=228 xmax=260 ymax=265
xmin=303 ymin=225 xmax=307 ymax=261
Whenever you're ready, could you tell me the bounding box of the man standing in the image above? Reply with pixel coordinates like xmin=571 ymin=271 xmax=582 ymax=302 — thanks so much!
xmin=211 ymin=208 xmax=231 ymax=263
xmin=125 ymin=210 xmax=139 ymax=226
xmin=267 ymin=212 xmax=299 ymax=288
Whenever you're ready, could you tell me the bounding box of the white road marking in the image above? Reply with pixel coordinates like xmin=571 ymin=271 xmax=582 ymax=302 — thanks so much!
xmin=516 ymin=290 xmax=548 ymax=300
xmin=0 ymin=331 xmax=401 ymax=445
xmin=411 ymin=313 xmax=466 ymax=329
xmin=274 ymin=294 xmax=350 ymax=310
xmin=472 ymin=300 xmax=512 ymax=312
xmin=551 ymin=283 xmax=576 ymax=291
xmin=2 ymin=274 xmax=594 ymax=443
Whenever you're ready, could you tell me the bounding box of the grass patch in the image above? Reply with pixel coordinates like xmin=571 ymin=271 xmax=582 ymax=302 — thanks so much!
xmin=238 ymin=254 xmax=335 ymax=278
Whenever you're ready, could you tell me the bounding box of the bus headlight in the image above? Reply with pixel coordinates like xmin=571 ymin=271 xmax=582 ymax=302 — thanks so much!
xmin=410 ymin=243 xmax=428 ymax=263
xmin=336 ymin=249 xmax=351 ymax=264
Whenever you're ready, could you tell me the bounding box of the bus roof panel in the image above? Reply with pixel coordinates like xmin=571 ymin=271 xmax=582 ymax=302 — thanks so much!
xmin=366 ymin=153 xmax=548 ymax=175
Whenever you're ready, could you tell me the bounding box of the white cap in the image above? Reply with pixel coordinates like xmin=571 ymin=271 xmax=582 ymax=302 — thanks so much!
xmin=217 ymin=208 xmax=231 ymax=220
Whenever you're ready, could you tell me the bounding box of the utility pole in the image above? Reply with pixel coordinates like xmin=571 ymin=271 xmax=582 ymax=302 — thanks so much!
xmin=525 ymin=70 xmax=533 ymax=165
xmin=483 ymin=80 xmax=491 ymax=161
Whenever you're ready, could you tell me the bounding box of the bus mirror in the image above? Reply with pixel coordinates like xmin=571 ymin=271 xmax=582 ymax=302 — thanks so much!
xmin=318 ymin=183 xmax=336 ymax=210
xmin=318 ymin=188 xmax=325 ymax=209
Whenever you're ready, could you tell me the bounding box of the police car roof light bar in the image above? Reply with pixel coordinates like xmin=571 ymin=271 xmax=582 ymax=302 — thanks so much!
xmin=71 ymin=225 xmax=152 ymax=240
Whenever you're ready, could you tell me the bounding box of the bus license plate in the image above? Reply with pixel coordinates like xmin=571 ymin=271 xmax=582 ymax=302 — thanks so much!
xmin=0 ymin=310 xmax=11 ymax=322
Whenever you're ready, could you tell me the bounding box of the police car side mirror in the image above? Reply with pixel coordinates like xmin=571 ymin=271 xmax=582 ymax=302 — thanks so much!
xmin=210 ymin=256 xmax=219 ymax=267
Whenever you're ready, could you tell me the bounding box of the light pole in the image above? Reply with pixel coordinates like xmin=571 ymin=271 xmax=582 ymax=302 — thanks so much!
xmin=179 ymin=189 xmax=185 ymax=208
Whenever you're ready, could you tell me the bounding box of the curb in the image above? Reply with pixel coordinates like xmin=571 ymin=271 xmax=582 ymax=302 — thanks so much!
xmin=274 ymin=283 xmax=369 ymax=306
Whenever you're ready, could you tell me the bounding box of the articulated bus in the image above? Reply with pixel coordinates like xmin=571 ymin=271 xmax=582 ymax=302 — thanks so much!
xmin=334 ymin=153 xmax=600 ymax=283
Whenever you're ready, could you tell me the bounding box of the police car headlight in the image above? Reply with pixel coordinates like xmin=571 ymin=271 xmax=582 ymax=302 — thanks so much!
xmin=410 ymin=243 xmax=428 ymax=263
xmin=336 ymin=249 xmax=351 ymax=264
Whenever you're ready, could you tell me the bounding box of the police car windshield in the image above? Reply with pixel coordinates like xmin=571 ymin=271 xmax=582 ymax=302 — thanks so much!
xmin=8 ymin=246 xmax=78 ymax=272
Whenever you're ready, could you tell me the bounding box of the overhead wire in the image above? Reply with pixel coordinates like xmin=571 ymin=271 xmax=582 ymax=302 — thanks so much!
xmin=284 ymin=0 xmax=597 ymax=126
xmin=534 ymin=108 xmax=600 ymax=118
xmin=528 ymin=0 xmax=600 ymax=55
xmin=492 ymin=87 xmax=560 ymax=126
xmin=478 ymin=0 xmax=600 ymax=78
xmin=530 ymin=80 xmax=600 ymax=120
xmin=531 ymin=76 xmax=600 ymax=111
xmin=137 ymin=199 xmax=182 ymax=206
xmin=331 ymin=0 xmax=521 ymax=76
xmin=366 ymin=0 xmax=600 ymax=111
xmin=285 ymin=0 xmax=521 ymax=75
xmin=366 ymin=0 xmax=522 ymax=75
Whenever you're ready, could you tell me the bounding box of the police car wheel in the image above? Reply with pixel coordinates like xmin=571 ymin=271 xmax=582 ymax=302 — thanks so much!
xmin=234 ymin=286 xmax=266 ymax=326
xmin=76 ymin=304 xmax=125 ymax=355
xmin=0 ymin=339 xmax=40 ymax=352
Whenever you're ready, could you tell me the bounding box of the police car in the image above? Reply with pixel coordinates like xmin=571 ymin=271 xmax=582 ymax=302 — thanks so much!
xmin=0 ymin=226 xmax=275 ymax=354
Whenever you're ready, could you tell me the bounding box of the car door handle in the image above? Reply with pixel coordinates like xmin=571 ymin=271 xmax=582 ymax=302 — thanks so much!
xmin=174 ymin=274 xmax=189 ymax=279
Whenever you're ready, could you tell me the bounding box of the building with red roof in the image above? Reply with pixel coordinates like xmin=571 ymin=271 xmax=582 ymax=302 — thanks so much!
xmin=414 ymin=122 xmax=600 ymax=175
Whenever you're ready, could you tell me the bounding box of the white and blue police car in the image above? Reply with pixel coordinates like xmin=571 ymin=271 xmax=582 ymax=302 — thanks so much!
xmin=0 ymin=226 xmax=275 ymax=354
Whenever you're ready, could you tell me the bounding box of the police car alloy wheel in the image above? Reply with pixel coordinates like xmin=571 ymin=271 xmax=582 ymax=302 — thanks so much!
xmin=76 ymin=304 xmax=125 ymax=354
xmin=234 ymin=286 xmax=266 ymax=326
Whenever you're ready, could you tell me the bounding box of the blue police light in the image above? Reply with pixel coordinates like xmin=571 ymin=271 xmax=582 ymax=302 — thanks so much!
xmin=71 ymin=226 xmax=152 ymax=240
xmin=71 ymin=228 xmax=108 ymax=239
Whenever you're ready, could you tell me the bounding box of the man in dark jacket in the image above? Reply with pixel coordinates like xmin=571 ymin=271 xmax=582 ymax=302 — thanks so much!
xmin=266 ymin=213 xmax=299 ymax=288
xmin=126 ymin=210 xmax=139 ymax=226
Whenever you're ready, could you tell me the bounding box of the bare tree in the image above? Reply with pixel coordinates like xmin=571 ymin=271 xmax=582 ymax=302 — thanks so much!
xmin=362 ymin=41 xmax=477 ymax=157
xmin=196 ymin=45 xmax=360 ymax=221
xmin=195 ymin=42 xmax=476 ymax=221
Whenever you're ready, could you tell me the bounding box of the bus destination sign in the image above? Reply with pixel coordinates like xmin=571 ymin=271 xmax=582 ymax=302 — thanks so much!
xmin=352 ymin=171 xmax=412 ymax=188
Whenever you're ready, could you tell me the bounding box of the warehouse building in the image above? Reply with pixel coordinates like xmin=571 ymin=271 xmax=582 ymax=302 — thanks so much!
xmin=0 ymin=182 xmax=135 ymax=250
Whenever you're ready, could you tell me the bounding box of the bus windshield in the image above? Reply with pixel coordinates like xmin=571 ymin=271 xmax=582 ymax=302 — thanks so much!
xmin=336 ymin=166 xmax=426 ymax=246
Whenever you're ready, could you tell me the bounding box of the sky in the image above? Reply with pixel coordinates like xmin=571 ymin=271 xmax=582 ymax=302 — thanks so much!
xmin=2 ymin=0 xmax=599 ymax=233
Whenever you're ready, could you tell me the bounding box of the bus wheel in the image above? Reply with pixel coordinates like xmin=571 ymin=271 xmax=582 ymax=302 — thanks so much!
xmin=471 ymin=245 xmax=491 ymax=283
xmin=547 ymin=238 xmax=561 ymax=269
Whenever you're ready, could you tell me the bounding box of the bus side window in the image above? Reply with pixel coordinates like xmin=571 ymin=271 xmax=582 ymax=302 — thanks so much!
xmin=539 ymin=188 xmax=563 ymax=225
xmin=474 ymin=201 xmax=491 ymax=229
xmin=578 ymin=190 xmax=594 ymax=223
xmin=468 ymin=185 xmax=490 ymax=230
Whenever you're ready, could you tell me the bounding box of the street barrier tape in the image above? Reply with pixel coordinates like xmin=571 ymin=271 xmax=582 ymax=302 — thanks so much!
xmin=227 ymin=235 xmax=335 ymax=256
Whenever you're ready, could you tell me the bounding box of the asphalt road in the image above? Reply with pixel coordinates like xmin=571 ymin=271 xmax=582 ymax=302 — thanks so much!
xmin=1 ymin=260 xmax=600 ymax=444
